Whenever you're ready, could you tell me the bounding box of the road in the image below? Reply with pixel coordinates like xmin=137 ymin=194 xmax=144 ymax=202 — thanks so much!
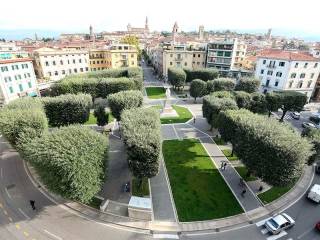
xmin=274 ymin=110 xmax=315 ymax=132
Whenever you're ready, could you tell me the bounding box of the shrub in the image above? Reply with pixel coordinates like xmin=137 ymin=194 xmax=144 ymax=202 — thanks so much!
xmin=121 ymin=108 xmax=161 ymax=179
xmin=302 ymin=128 xmax=320 ymax=164
xmin=190 ymin=79 xmax=207 ymax=102
xmin=233 ymin=91 xmax=251 ymax=109
xmin=22 ymin=125 xmax=108 ymax=203
xmin=249 ymin=93 xmax=268 ymax=114
xmin=235 ymin=77 xmax=260 ymax=93
xmin=168 ymin=67 xmax=186 ymax=89
xmin=107 ymin=90 xmax=143 ymax=121
xmin=94 ymin=105 xmax=109 ymax=126
xmin=217 ymin=109 xmax=312 ymax=186
xmin=206 ymin=80 xmax=215 ymax=94
xmin=212 ymin=78 xmax=236 ymax=91
xmin=211 ymin=91 xmax=235 ymax=99
xmin=96 ymin=78 xmax=137 ymax=98
xmin=42 ymin=94 xmax=92 ymax=127
xmin=202 ymin=95 xmax=238 ymax=129
xmin=184 ymin=68 xmax=219 ymax=82
xmin=5 ymin=97 xmax=44 ymax=110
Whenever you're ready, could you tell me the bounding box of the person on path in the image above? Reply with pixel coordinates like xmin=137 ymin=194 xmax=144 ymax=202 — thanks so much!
xmin=29 ymin=200 xmax=36 ymax=210
xmin=193 ymin=117 xmax=196 ymax=124
xmin=220 ymin=161 xmax=224 ymax=170
xmin=239 ymin=177 xmax=244 ymax=187
xmin=241 ymin=189 xmax=247 ymax=197
xmin=223 ymin=162 xmax=227 ymax=170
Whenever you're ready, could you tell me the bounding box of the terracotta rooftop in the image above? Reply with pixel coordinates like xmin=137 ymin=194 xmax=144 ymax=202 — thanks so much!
xmin=0 ymin=58 xmax=33 ymax=64
xmin=258 ymin=49 xmax=318 ymax=61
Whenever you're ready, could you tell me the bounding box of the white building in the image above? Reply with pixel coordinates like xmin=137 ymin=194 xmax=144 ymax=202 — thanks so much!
xmin=255 ymin=50 xmax=320 ymax=100
xmin=0 ymin=58 xmax=38 ymax=105
xmin=32 ymin=47 xmax=90 ymax=82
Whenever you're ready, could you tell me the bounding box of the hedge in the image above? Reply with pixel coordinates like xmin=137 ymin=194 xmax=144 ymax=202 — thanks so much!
xmin=184 ymin=68 xmax=219 ymax=82
xmin=233 ymin=91 xmax=252 ymax=109
xmin=168 ymin=67 xmax=186 ymax=89
xmin=212 ymin=78 xmax=236 ymax=91
xmin=42 ymin=94 xmax=92 ymax=127
xmin=22 ymin=125 xmax=108 ymax=203
xmin=202 ymin=95 xmax=238 ymax=129
xmin=5 ymin=97 xmax=44 ymax=110
xmin=235 ymin=77 xmax=260 ymax=93
xmin=107 ymin=90 xmax=143 ymax=121
xmin=121 ymin=108 xmax=161 ymax=179
xmin=217 ymin=109 xmax=313 ymax=186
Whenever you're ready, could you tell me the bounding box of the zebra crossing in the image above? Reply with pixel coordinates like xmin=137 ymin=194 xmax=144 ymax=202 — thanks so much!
xmin=255 ymin=218 xmax=293 ymax=240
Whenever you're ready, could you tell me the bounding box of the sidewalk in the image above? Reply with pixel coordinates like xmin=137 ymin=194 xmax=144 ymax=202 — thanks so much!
xmin=199 ymin=137 xmax=262 ymax=212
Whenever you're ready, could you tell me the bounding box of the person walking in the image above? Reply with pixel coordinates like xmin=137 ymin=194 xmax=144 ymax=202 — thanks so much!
xmin=193 ymin=117 xmax=196 ymax=124
xmin=29 ymin=200 xmax=36 ymax=210
xmin=241 ymin=189 xmax=247 ymax=197
xmin=220 ymin=161 xmax=224 ymax=170
xmin=223 ymin=162 xmax=227 ymax=170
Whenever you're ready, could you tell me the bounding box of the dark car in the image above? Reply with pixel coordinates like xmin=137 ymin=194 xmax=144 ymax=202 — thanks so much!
xmin=316 ymin=162 xmax=320 ymax=174
xmin=315 ymin=221 xmax=320 ymax=231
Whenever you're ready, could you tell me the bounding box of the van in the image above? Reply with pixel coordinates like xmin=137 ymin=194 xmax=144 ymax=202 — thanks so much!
xmin=307 ymin=184 xmax=320 ymax=203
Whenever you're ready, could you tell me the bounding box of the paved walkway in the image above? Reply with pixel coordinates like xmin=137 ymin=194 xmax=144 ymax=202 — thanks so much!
xmin=200 ymin=137 xmax=262 ymax=212
xmin=149 ymin=157 xmax=177 ymax=222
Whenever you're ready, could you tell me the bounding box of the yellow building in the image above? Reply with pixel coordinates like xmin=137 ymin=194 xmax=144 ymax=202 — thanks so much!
xmin=89 ymin=44 xmax=138 ymax=71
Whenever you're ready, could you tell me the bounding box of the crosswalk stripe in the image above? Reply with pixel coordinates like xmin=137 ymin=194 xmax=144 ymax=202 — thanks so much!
xmin=261 ymin=228 xmax=269 ymax=235
xmin=153 ymin=234 xmax=179 ymax=239
xmin=256 ymin=217 xmax=272 ymax=227
xmin=266 ymin=231 xmax=287 ymax=240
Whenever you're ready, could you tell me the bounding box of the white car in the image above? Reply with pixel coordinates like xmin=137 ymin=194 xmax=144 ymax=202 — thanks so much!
xmin=307 ymin=184 xmax=320 ymax=203
xmin=290 ymin=112 xmax=300 ymax=120
xmin=265 ymin=213 xmax=295 ymax=235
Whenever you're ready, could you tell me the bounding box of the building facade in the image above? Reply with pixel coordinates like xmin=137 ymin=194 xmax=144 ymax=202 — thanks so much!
xmin=32 ymin=47 xmax=90 ymax=82
xmin=255 ymin=50 xmax=320 ymax=101
xmin=89 ymin=44 xmax=138 ymax=71
xmin=0 ymin=58 xmax=38 ymax=105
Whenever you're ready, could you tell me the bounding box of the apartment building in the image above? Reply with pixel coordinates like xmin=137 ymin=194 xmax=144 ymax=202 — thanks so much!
xmin=206 ymin=38 xmax=247 ymax=74
xmin=32 ymin=47 xmax=90 ymax=82
xmin=89 ymin=44 xmax=138 ymax=71
xmin=0 ymin=58 xmax=38 ymax=105
xmin=255 ymin=50 xmax=320 ymax=101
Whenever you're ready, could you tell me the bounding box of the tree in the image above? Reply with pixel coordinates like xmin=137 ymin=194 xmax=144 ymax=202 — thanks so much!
xmin=22 ymin=125 xmax=108 ymax=203
xmin=265 ymin=92 xmax=282 ymax=117
xmin=94 ymin=105 xmax=109 ymax=126
xmin=217 ymin=109 xmax=312 ymax=186
xmin=249 ymin=93 xmax=268 ymax=114
xmin=190 ymin=79 xmax=207 ymax=102
xmin=211 ymin=91 xmax=235 ymax=99
xmin=212 ymin=78 xmax=236 ymax=91
xmin=302 ymin=128 xmax=320 ymax=165
xmin=168 ymin=68 xmax=186 ymax=90
xmin=107 ymin=90 xmax=143 ymax=121
xmin=184 ymin=68 xmax=219 ymax=82
xmin=235 ymin=77 xmax=260 ymax=93
xmin=233 ymin=91 xmax=251 ymax=109
xmin=121 ymin=35 xmax=141 ymax=59
xmin=276 ymin=91 xmax=307 ymax=122
xmin=206 ymin=80 xmax=215 ymax=94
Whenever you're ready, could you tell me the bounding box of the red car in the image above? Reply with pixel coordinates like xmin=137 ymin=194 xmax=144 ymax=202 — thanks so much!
xmin=316 ymin=222 xmax=320 ymax=231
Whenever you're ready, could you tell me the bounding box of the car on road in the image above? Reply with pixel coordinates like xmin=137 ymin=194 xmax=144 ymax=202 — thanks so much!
xmin=265 ymin=213 xmax=295 ymax=235
xmin=316 ymin=162 xmax=320 ymax=174
xmin=316 ymin=221 xmax=320 ymax=231
xmin=307 ymin=184 xmax=320 ymax=203
xmin=290 ymin=112 xmax=301 ymax=120
xmin=302 ymin=122 xmax=317 ymax=129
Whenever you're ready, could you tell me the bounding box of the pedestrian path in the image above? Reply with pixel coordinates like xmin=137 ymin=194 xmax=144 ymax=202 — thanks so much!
xmin=199 ymin=136 xmax=262 ymax=212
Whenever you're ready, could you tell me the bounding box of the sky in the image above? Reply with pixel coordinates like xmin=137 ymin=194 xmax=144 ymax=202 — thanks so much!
xmin=1 ymin=0 xmax=320 ymax=40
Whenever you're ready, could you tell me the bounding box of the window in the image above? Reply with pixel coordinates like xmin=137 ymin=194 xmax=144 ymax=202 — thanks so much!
xmin=73 ymin=59 xmax=76 ymax=64
xmin=279 ymin=61 xmax=285 ymax=67
xmin=275 ymin=81 xmax=279 ymax=87
xmin=295 ymin=63 xmax=299 ymax=68
xmin=28 ymin=82 xmax=32 ymax=88
xmin=93 ymin=61 xmax=95 ymax=64
xmin=298 ymin=81 xmax=303 ymax=88
xmin=14 ymin=75 xmax=18 ymax=80
xmin=307 ymin=81 xmax=312 ymax=88
xmin=267 ymin=70 xmax=273 ymax=76
xmin=289 ymin=81 xmax=293 ymax=88
xmin=224 ymin=52 xmax=231 ymax=57
xmin=265 ymin=79 xmax=270 ymax=87
xmin=97 ymin=61 xmax=99 ymax=64
xmin=19 ymin=84 xmax=23 ymax=92
xmin=131 ymin=54 xmax=134 ymax=58
xmin=290 ymin=73 xmax=296 ymax=78
xmin=85 ymin=67 xmax=88 ymax=71
xmin=9 ymin=86 xmax=13 ymax=94
xmin=170 ymin=54 xmax=173 ymax=57
xmin=54 ymin=71 xmax=58 ymax=76
xmin=300 ymin=73 xmax=306 ymax=78
xmin=304 ymin=63 xmax=308 ymax=68
xmin=62 ymin=70 xmax=66 ymax=75
xmin=1 ymin=66 xmax=8 ymax=72
xmin=198 ymin=54 xmax=200 ymax=57
xmin=69 ymin=69 xmax=72 ymax=74
xmin=131 ymin=61 xmax=134 ymax=65
xmin=184 ymin=62 xmax=187 ymax=66
xmin=48 ymin=72 xmax=52 ymax=76
xmin=79 ymin=59 xmax=82 ymax=63
xmin=27 ymin=73 xmax=31 ymax=77
xmin=74 ymin=68 xmax=78 ymax=73
xmin=52 ymin=61 xmax=56 ymax=65
xmin=276 ymin=72 xmax=282 ymax=77
xmin=18 ymin=75 xmax=21 ymax=80
xmin=170 ymin=62 xmax=173 ymax=66
xmin=67 ymin=60 xmax=70 ymax=64
xmin=24 ymin=73 xmax=27 ymax=78
xmin=60 ymin=60 xmax=63 ymax=65
xmin=315 ymin=63 xmax=318 ymax=68
xmin=80 ymin=68 xmax=83 ymax=72
xmin=311 ymin=73 xmax=315 ymax=78
xmin=263 ymin=60 xmax=266 ymax=64
xmin=193 ymin=54 xmax=195 ymax=57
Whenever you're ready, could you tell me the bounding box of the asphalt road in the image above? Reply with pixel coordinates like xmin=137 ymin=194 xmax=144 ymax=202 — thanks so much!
xmin=274 ymin=110 xmax=316 ymax=132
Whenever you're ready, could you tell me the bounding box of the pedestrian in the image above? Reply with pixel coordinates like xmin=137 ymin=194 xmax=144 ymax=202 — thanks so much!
xmin=193 ymin=117 xmax=196 ymax=124
xmin=258 ymin=185 xmax=264 ymax=192
xmin=241 ymin=189 xmax=246 ymax=197
xmin=223 ymin=162 xmax=227 ymax=170
xmin=239 ymin=177 xmax=244 ymax=187
xmin=220 ymin=161 xmax=224 ymax=170
xmin=29 ymin=200 xmax=36 ymax=210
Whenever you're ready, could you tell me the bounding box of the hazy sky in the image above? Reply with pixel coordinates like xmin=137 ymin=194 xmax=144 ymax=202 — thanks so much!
xmin=1 ymin=0 xmax=320 ymax=39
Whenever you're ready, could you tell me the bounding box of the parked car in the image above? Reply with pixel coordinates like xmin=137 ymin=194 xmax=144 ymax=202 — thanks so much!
xmin=316 ymin=221 xmax=320 ymax=231
xmin=316 ymin=162 xmax=320 ymax=174
xmin=310 ymin=115 xmax=320 ymax=125
xmin=291 ymin=112 xmax=301 ymax=120
xmin=307 ymin=184 xmax=320 ymax=203
xmin=265 ymin=213 xmax=295 ymax=235
xmin=302 ymin=122 xmax=316 ymax=129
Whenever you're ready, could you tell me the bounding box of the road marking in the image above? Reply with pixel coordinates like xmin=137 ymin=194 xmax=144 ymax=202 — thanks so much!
xmin=261 ymin=228 xmax=269 ymax=234
xmin=23 ymin=231 xmax=29 ymax=237
xmin=5 ymin=187 xmax=12 ymax=199
xmin=15 ymin=224 xmax=21 ymax=230
xmin=44 ymin=230 xmax=63 ymax=240
xmin=297 ymin=226 xmax=315 ymax=239
xmin=172 ymin=125 xmax=180 ymax=139
xmin=18 ymin=208 xmax=30 ymax=220
xmin=0 ymin=167 xmax=3 ymax=178
xmin=3 ymin=210 xmax=8 ymax=215
xmin=153 ymin=234 xmax=179 ymax=239
xmin=256 ymin=217 xmax=272 ymax=227
xmin=8 ymin=217 xmax=12 ymax=222
xmin=266 ymin=231 xmax=287 ymax=240
xmin=109 ymin=150 xmax=120 ymax=153
xmin=0 ymin=202 xmax=3 ymax=208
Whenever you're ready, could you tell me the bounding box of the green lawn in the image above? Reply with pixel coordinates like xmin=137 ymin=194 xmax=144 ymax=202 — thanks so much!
xmin=163 ymin=139 xmax=243 ymax=221
xmin=152 ymin=105 xmax=193 ymax=124
xmin=84 ymin=112 xmax=114 ymax=125
xmin=258 ymin=180 xmax=297 ymax=204
xmin=234 ymin=166 xmax=257 ymax=182
xmin=145 ymin=87 xmax=166 ymax=99
xmin=222 ymin=149 xmax=239 ymax=161
xmin=132 ymin=178 xmax=150 ymax=197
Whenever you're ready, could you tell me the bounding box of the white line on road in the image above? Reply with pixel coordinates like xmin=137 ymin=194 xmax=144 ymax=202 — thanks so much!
xmin=261 ymin=228 xmax=269 ymax=235
xmin=18 ymin=208 xmax=30 ymax=220
xmin=0 ymin=167 xmax=2 ymax=179
xmin=172 ymin=125 xmax=180 ymax=139
xmin=297 ymin=226 xmax=315 ymax=239
xmin=266 ymin=231 xmax=287 ymax=240
xmin=109 ymin=150 xmax=120 ymax=153
xmin=44 ymin=230 xmax=63 ymax=240
xmin=5 ymin=187 xmax=12 ymax=199
xmin=153 ymin=234 xmax=179 ymax=239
